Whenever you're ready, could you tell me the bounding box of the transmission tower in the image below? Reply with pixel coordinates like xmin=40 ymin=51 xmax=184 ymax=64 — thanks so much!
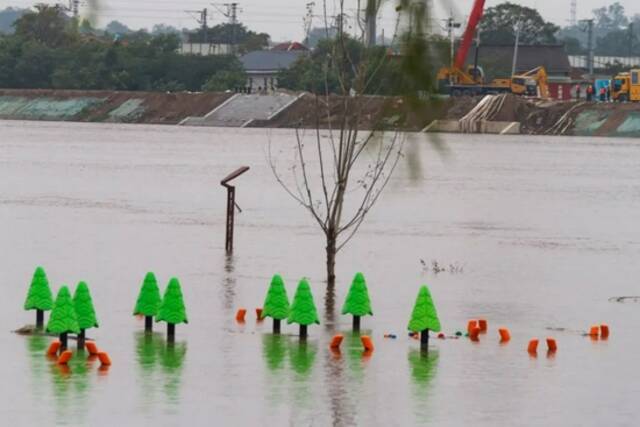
xmin=185 ymin=9 xmax=209 ymax=44
xmin=570 ymin=0 xmax=577 ymax=27
xmin=303 ymin=2 xmax=315 ymax=43
xmin=212 ymin=3 xmax=241 ymax=53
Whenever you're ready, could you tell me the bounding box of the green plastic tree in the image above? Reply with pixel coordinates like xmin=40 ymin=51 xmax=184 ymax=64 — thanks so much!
xmin=134 ymin=272 xmax=162 ymax=332
xmin=47 ymin=286 xmax=80 ymax=351
xmin=24 ymin=266 xmax=54 ymax=328
xmin=408 ymin=285 xmax=441 ymax=350
xmin=287 ymin=278 xmax=319 ymax=338
xmin=156 ymin=277 xmax=188 ymax=340
xmin=341 ymin=272 xmax=373 ymax=330
xmin=262 ymin=274 xmax=290 ymax=334
xmin=73 ymin=281 xmax=99 ymax=350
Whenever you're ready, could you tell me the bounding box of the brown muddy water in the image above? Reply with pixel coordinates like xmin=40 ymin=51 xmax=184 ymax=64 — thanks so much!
xmin=1 ymin=120 xmax=639 ymax=426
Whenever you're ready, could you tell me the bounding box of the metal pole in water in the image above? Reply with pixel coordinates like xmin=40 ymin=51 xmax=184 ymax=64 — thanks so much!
xmin=221 ymin=166 xmax=250 ymax=253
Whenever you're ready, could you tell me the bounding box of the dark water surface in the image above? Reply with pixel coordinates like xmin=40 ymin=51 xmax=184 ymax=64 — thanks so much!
xmin=1 ymin=121 xmax=639 ymax=426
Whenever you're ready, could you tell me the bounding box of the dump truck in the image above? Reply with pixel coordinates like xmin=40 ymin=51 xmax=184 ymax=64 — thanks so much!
xmin=612 ymin=69 xmax=640 ymax=102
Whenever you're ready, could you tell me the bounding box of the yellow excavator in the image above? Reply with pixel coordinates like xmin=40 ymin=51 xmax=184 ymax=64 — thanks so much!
xmin=510 ymin=66 xmax=550 ymax=98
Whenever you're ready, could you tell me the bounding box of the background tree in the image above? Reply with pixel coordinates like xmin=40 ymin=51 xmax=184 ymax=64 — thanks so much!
xmin=73 ymin=281 xmax=98 ymax=350
xmin=202 ymin=63 xmax=247 ymax=91
xmin=104 ymin=20 xmax=132 ymax=36
xmin=0 ymin=7 xmax=27 ymax=34
xmin=287 ymin=279 xmax=319 ymax=338
xmin=261 ymin=274 xmax=290 ymax=334
xmin=24 ymin=266 xmax=54 ymax=329
xmin=47 ymin=286 xmax=80 ymax=352
xmin=134 ymin=272 xmax=162 ymax=332
xmin=408 ymin=286 xmax=441 ymax=350
xmin=13 ymin=4 xmax=75 ymax=48
xmin=341 ymin=272 xmax=373 ymax=331
xmin=593 ymin=2 xmax=628 ymax=34
xmin=156 ymin=278 xmax=188 ymax=341
xmin=478 ymin=2 xmax=559 ymax=45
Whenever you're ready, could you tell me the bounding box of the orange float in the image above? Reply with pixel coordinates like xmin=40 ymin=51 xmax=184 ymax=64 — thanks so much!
xmin=546 ymin=338 xmax=557 ymax=352
xmin=255 ymin=308 xmax=263 ymax=320
xmin=235 ymin=308 xmax=247 ymax=323
xmin=57 ymin=350 xmax=73 ymax=365
xmin=467 ymin=320 xmax=478 ymax=334
xmin=478 ymin=319 xmax=488 ymax=332
xmin=589 ymin=325 xmax=599 ymax=338
xmin=498 ymin=328 xmax=511 ymax=343
xmin=361 ymin=335 xmax=374 ymax=352
xmin=85 ymin=341 xmax=99 ymax=355
xmin=527 ymin=339 xmax=539 ymax=354
xmin=469 ymin=326 xmax=481 ymax=342
xmin=600 ymin=324 xmax=610 ymax=339
xmin=47 ymin=340 xmax=61 ymax=356
xmin=98 ymin=352 xmax=112 ymax=366
xmin=330 ymin=334 xmax=344 ymax=349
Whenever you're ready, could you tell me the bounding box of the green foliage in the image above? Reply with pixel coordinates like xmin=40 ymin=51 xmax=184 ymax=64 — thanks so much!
xmin=341 ymin=272 xmax=373 ymax=317
xmin=14 ymin=5 xmax=76 ymax=48
xmin=0 ymin=7 xmax=26 ymax=34
xmin=478 ymin=2 xmax=559 ymax=45
xmin=189 ymin=23 xmax=270 ymax=54
xmin=261 ymin=274 xmax=290 ymax=320
xmin=24 ymin=266 xmax=54 ymax=311
xmin=202 ymin=63 xmax=246 ymax=91
xmin=73 ymin=281 xmax=98 ymax=330
xmin=407 ymin=286 xmax=441 ymax=333
xmin=46 ymin=286 xmax=80 ymax=334
xmin=287 ymin=279 xmax=320 ymax=326
xmin=134 ymin=272 xmax=162 ymax=316
xmin=156 ymin=278 xmax=188 ymax=325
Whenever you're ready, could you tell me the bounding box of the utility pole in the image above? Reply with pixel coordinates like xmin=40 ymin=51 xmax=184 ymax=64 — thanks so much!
xmin=511 ymin=20 xmax=522 ymax=76
xmin=570 ymin=0 xmax=577 ymax=27
xmin=212 ymin=3 xmax=241 ymax=54
xmin=185 ymin=9 xmax=209 ymax=45
xmin=444 ymin=13 xmax=461 ymax=71
xmin=365 ymin=0 xmax=377 ymax=47
xmin=303 ymin=2 xmax=315 ymax=44
xmin=580 ymin=19 xmax=594 ymax=77
xmin=629 ymin=23 xmax=634 ymax=58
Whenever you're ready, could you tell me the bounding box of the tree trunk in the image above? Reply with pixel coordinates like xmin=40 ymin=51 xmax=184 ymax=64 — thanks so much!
xmin=167 ymin=323 xmax=175 ymax=342
xmin=353 ymin=315 xmax=361 ymax=332
xmin=300 ymin=324 xmax=308 ymax=340
xmin=59 ymin=333 xmax=68 ymax=352
xmin=326 ymin=232 xmax=337 ymax=289
xmin=420 ymin=329 xmax=429 ymax=351
xmin=273 ymin=318 xmax=281 ymax=334
xmin=77 ymin=329 xmax=85 ymax=351
xmin=145 ymin=316 xmax=153 ymax=332
xmin=36 ymin=309 xmax=44 ymax=329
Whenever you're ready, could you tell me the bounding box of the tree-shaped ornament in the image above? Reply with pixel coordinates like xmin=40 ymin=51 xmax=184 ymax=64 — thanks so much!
xmin=24 ymin=266 xmax=54 ymax=329
xmin=73 ymin=281 xmax=99 ymax=350
xmin=46 ymin=286 xmax=80 ymax=352
xmin=134 ymin=272 xmax=162 ymax=332
xmin=261 ymin=274 xmax=290 ymax=334
xmin=408 ymin=285 xmax=441 ymax=350
xmin=287 ymin=278 xmax=320 ymax=339
xmin=156 ymin=278 xmax=188 ymax=341
xmin=341 ymin=272 xmax=373 ymax=331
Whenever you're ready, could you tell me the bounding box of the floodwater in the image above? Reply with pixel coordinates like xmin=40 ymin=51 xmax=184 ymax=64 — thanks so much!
xmin=1 ymin=121 xmax=640 ymax=426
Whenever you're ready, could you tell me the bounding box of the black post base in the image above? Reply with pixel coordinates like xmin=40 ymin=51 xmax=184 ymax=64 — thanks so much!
xmin=167 ymin=323 xmax=175 ymax=342
xmin=273 ymin=319 xmax=281 ymax=334
xmin=77 ymin=329 xmax=86 ymax=351
xmin=145 ymin=316 xmax=153 ymax=333
xmin=420 ymin=329 xmax=430 ymax=351
xmin=36 ymin=310 xmax=44 ymax=329
xmin=300 ymin=325 xmax=308 ymax=340
xmin=353 ymin=316 xmax=361 ymax=332
xmin=60 ymin=333 xmax=68 ymax=352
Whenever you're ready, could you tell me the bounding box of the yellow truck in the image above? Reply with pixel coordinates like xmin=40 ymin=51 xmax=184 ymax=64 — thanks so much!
xmin=612 ymin=69 xmax=640 ymax=102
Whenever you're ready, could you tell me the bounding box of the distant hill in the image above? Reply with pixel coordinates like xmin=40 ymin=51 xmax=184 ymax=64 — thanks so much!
xmin=0 ymin=7 xmax=28 ymax=34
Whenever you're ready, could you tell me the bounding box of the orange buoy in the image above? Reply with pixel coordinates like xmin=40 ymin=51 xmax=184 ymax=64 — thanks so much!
xmin=235 ymin=308 xmax=247 ymax=323
xmin=467 ymin=320 xmax=478 ymax=334
xmin=85 ymin=341 xmax=99 ymax=355
xmin=469 ymin=326 xmax=481 ymax=342
xmin=478 ymin=319 xmax=488 ymax=332
xmin=47 ymin=340 xmax=61 ymax=356
xmin=97 ymin=352 xmax=112 ymax=366
xmin=589 ymin=325 xmax=599 ymax=338
xmin=600 ymin=324 xmax=610 ymax=339
xmin=255 ymin=308 xmax=263 ymax=320
xmin=527 ymin=339 xmax=539 ymax=354
xmin=498 ymin=328 xmax=511 ymax=343
xmin=546 ymin=338 xmax=557 ymax=352
xmin=361 ymin=335 xmax=374 ymax=352
xmin=330 ymin=334 xmax=344 ymax=349
xmin=57 ymin=350 xmax=73 ymax=365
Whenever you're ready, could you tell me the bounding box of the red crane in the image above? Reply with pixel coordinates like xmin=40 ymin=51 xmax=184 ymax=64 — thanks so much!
xmin=454 ymin=0 xmax=486 ymax=71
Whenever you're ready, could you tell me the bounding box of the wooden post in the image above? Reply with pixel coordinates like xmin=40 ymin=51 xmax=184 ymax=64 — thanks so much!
xmin=353 ymin=315 xmax=361 ymax=332
xmin=167 ymin=323 xmax=175 ymax=342
xmin=221 ymin=166 xmax=250 ymax=254
xmin=300 ymin=324 xmax=308 ymax=339
xmin=273 ymin=318 xmax=281 ymax=334
xmin=36 ymin=309 xmax=44 ymax=329
xmin=145 ymin=316 xmax=153 ymax=332
xmin=77 ymin=329 xmax=85 ymax=351
xmin=420 ymin=329 xmax=429 ymax=350
xmin=59 ymin=333 xmax=68 ymax=352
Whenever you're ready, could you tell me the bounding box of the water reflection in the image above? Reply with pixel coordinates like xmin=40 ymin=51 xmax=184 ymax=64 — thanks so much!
xmin=408 ymin=349 xmax=439 ymax=424
xmin=221 ymin=253 xmax=236 ymax=313
xmin=50 ymin=353 xmax=93 ymax=425
xmin=324 ymin=285 xmax=336 ymax=330
xmin=288 ymin=340 xmax=317 ymax=411
xmin=262 ymin=334 xmax=287 ymax=372
xmin=134 ymin=332 xmax=187 ymax=407
xmin=323 ymin=345 xmax=356 ymax=426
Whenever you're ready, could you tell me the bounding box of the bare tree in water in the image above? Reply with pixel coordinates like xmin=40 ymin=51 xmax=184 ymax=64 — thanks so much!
xmin=269 ymin=0 xmax=439 ymax=290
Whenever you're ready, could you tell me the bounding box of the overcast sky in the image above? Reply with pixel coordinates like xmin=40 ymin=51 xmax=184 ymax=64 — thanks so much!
xmin=1 ymin=0 xmax=639 ymax=41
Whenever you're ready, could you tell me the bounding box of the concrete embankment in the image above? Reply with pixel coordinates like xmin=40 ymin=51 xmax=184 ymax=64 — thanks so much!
xmin=1 ymin=89 xmax=639 ymax=137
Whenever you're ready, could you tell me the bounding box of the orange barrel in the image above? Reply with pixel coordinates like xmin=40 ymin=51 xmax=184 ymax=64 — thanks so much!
xmin=235 ymin=308 xmax=247 ymax=323
xmin=546 ymin=338 xmax=557 ymax=352
xmin=361 ymin=335 xmax=374 ymax=352
xmin=499 ymin=328 xmax=511 ymax=343
xmin=478 ymin=319 xmax=488 ymax=332
xmin=469 ymin=326 xmax=481 ymax=342
xmin=600 ymin=324 xmax=610 ymax=339
xmin=589 ymin=325 xmax=599 ymax=337
xmin=467 ymin=320 xmax=478 ymax=334
xmin=57 ymin=350 xmax=73 ymax=365
xmin=527 ymin=339 xmax=539 ymax=353
xmin=330 ymin=334 xmax=344 ymax=349
xmin=47 ymin=340 xmax=61 ymax=356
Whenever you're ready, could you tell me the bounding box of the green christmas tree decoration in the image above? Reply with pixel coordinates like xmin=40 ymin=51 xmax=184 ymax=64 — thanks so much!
xmin=408 ymin=285 xmax=441 ymax=350
xmin=287 ymin=278 xmax=319 ymax=338
xmin=73 ymin=281 xmax=99 ymax=351
xmin=156 ymin=278 xmax=188 ymax=341
xmin=24 ymin=266 xmax=54 ymax=328
xmin=47 ymin=286 xmax=80 ymax=351
xmin=134 ymin=272 xmax=162 ymax=332
xmin=341 ymin=272 xmax=373 ymax=331
xmin=262 ymin=274 xmax=290 ymax=334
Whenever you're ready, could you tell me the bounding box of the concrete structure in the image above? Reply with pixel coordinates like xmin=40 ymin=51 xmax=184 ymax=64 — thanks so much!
xmin=179 ymin=43 xmax=232 ymax=56
xmin=240 ymin=50 xmax=307 ymax=92
xmin=569 ymin=55 xmax=640 ymax=71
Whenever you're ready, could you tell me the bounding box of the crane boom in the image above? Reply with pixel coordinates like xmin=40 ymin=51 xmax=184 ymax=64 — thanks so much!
xmin=454 ymin=0 xmax=486 ymax=70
